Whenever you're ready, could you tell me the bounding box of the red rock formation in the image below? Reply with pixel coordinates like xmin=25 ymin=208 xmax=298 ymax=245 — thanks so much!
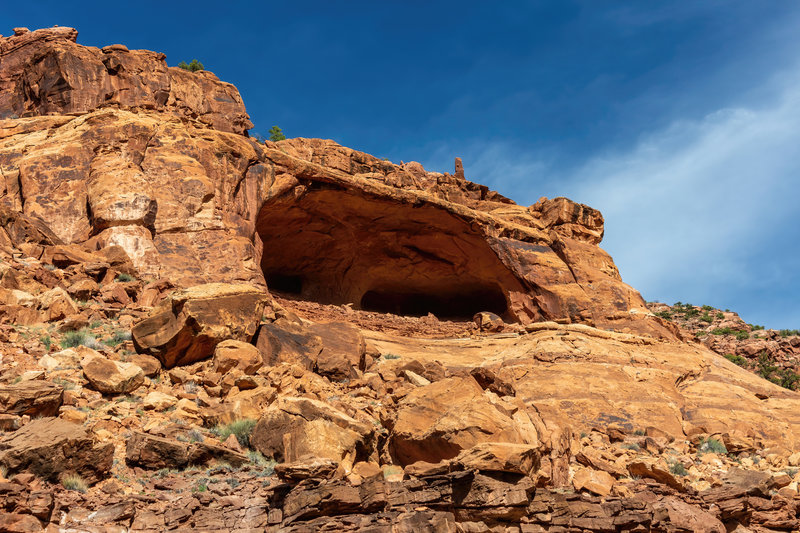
xmin=0 ymin=27 xmax=673 ymax=338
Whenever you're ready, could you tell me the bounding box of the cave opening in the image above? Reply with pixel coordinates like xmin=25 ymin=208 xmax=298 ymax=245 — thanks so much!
xmin=360 ymin=284 xmax=508 ymax=319
xmin=256 ymin=187 xmax=525 ymax=321
xmin=266 ymin=274 xmax=303 ymax=295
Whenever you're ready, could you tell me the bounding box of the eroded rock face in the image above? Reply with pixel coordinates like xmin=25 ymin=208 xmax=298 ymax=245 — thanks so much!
xmin=0 ymin=27 xmax=252 ymax=134
xmin=0 ymin=27 xmax=672 ymax=338
xmin=0 ymin=417 xmax=113 ymax=485
xmin=131 ymin=283 xmax=270 ymax=368
xmin=388 ymin=376 xmax=535 ymax=465
xmin=250 ymin=397 xmax=374 ymax=469
xmin=0 ymin=381 xmax=62 ymax=417
xmin=81 ymin=352 xmax=144 ymax=394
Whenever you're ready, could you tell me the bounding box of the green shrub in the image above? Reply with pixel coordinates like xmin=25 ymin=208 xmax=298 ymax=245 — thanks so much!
xmin=268 ymin=126 xmax=286 ymax=141
xmin=700 ymin=313 xmax=713 ymax=323
xmin=62 ymin=474 xmax=87 ymax=493
xmin=724 ymin=354 xmax=748 ymax=367
xmin=711 ymin=327 xmax=748 ymax=340
xmin=754 ymin=352 xmax=798 ymax=390
xmin=780 ymin=329 xmax=800 ymax=338
xmin=116 ymin=273 xmax=134 ymax=282
xmin=61 ymin=329 xmax=101 ymax=350
xmin=669 ymin=461 xmax=688 ymax=477
xmin=750 ymin=324 xmax=764 ymax=330
xmin=104 ymin=330 xmax=132 ymax=347
xmin=39 ymin=334 xmax=52 ymax=350
xmin=717 ymin=313 xmax=725 ymax=319
xmin=776 ymin=368 xmax=800 ymax=390
xmin=178 ymin=59 xmax=204 ymax=72
xmin=701 ymin=305 xmax=714 ymax=311
xmin=383 ymin=353 xmax=401 ymax=360
xmin=698 ymin=437 xmax=727 ymax=455
xmin=212 ymin=419 xmax=257 ymax=448
xmin=654 ymin=310 xmax=673 ymax=320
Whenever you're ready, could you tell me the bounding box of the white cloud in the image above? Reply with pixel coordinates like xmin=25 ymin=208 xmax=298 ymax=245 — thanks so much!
xmin=565 ymin=71 xmax=800 ymax=307
xmin=420 ymin=66 xmax=800 ymax=327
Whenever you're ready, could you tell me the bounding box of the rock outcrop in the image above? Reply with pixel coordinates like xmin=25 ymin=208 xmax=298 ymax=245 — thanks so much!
xmin=0 ymin=27 xmax=673 ymax=338
xmin=131 ymin=283 xmax=270 ymax=368
xmin=3 ymin=26 xmax=800 ymax=533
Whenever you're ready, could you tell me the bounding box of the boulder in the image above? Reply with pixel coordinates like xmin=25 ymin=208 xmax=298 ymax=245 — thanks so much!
xmin=36 ymin=287 xmax=79 ymax=322
xmin=129 ymin=354 xmax=161 ymax=377
xmin=307 ymin=322 xmax=366 ymax=380
xmin=142 ymin=391 xmax=178 ymax=411
xmin=203 ymin=386 xmax=276 ymax=426
xmin=0 ymin=381 xmax=63 ymax=417
xmin=388 ymin=376 xmax=530 ymax=466
xmin=453 ymin=443 xmax=540 ymax=477
xmin=251 ymin=397 xmax=373 ymax=470
xmin=213 ymin=339 xmax=263 ymax=375
xmin=132 ymin=283 xmax=270 ymax=368
xmin=125 ymin=432 xmax=247 ymax=469
xmin=274 ymin=457 xmax=339 ymax=481
xmin=572 ymin=467 xmax=615 ymax=496
xmin=254 ymin=320 xmax=365 ymax=379
xmin=0 ymin=418 xmax=113 ymax=485
xmin=81 ymin=353 xmax=144 ymax=394
xmin=254 ymin=320 xmax=323 ymax=371
xmin=628 ymin=458 xmax=685 ymax=492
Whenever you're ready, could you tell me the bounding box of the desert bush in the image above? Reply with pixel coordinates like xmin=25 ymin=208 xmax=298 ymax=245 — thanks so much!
xmin=61 ymin=329 xmax=101 ymax=350
xmin=39 ymin=334 xmax=52 ymax=350
xmin=724 ymin=354 xmax=748 ymax=367
xmin=62 ymin=474 xmax=87 ymax=493
xmin=698 ymin=437 xmax=727 ymax=455
xmin=213 ymin=419 xmax=257 ymax=448
xmin=669 ymin=461 xmax=688 ymax=476
xmin=268 ymin=125 xmax=286 ymax=141
xmin=752 ymin=351 xmax=798 ymax=390
xmin=178 ymin=59 xmax=204 ymax=72
xmin=116 ymin=273 xmax=134 ymax=282
xmin=104 ymin=330 xmax=132 ymax=347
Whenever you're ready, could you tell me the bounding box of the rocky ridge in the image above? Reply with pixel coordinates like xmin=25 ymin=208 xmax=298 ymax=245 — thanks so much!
xmin=1 ymin=26 xmax=800 ymax=532
xmin=648 ymin=301 xmax=800 ymax=391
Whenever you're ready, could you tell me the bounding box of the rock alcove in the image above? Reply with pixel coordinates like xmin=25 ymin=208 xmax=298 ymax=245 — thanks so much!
xmin=256 ymin=185 xmax=523 ymax=320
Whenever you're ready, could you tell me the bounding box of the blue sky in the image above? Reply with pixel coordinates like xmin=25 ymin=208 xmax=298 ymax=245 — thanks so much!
xmin=5 ymin=1 xmax=800 ymax=327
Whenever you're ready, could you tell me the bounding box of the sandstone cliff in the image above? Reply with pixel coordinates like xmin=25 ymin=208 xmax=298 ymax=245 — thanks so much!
xmin=2 ymin=27 xmax=800 ymax=533
xmin=0 ymin=26 xmax=674 ymax=339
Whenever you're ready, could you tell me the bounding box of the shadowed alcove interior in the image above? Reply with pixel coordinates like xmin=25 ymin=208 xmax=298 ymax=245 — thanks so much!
xmin=255 ymin=185 xmax=524 ymax=320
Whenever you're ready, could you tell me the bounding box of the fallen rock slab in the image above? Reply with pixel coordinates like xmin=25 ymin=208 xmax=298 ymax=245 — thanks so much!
xmin=0 ymin=381 xmax=63 ymax=417
xmin=132 ymin=283 xmax=270 ymax=368
xmin=125 ymin=432 xmax=247 ymax=470
xmin=81 ymin=353 xmax=144 ymax=394
xmin=0 ymin=418 xmax=113 ymax=485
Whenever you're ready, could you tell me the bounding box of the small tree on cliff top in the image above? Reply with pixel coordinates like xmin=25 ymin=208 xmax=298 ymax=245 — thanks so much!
xmin=178 ymin=59 xmax=204 ymax=72
xmin=268 ymin=126 xmax=286 ymax=141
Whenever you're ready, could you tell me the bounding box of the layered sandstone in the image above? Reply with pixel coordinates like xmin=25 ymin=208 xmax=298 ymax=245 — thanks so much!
xmin=3 ymin=26 xmax=800 ymax=533
xmin=0 ymin=26 xmax=673 ymax=338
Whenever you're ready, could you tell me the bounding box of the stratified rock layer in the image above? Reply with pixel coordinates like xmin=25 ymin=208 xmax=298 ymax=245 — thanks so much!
xmin=0 ymin=27 xmax=674 ymax=338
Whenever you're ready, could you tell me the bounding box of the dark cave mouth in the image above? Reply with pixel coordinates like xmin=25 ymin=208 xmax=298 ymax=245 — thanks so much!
xmin=265 ymin=271 xmax=509 ymax=320
xmin=359 ymin=285 xmax=507 ymax=319
xmin=258 ymin=188 xmax=519 ymax=321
